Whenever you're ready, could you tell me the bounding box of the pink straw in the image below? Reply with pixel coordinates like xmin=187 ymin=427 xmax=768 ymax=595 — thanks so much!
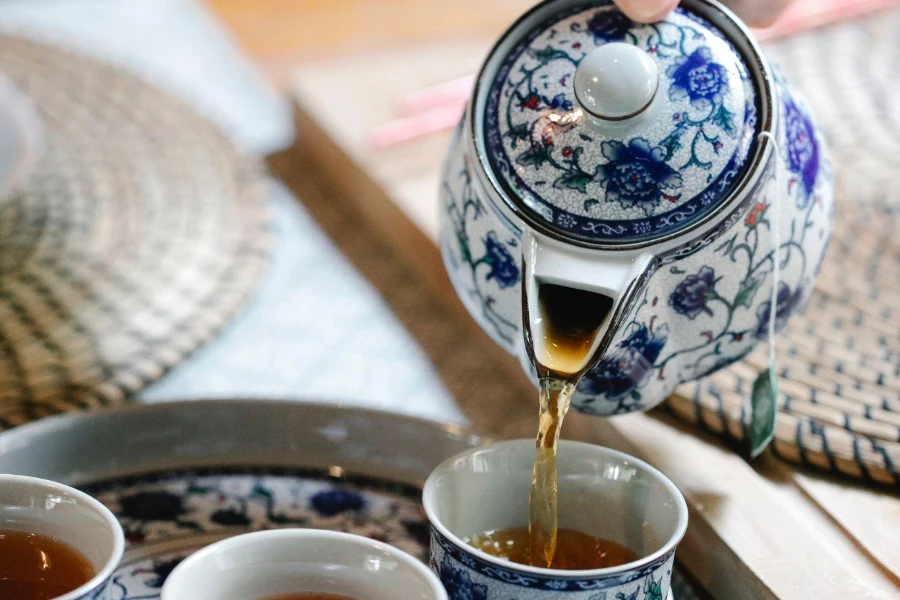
xmin=371 ymin=0 xmax=897 ymax=148
xmin=395 ymin=75 xmax=476 ymax=116
xmin=369 ymin=100 xmax=467 ymax=149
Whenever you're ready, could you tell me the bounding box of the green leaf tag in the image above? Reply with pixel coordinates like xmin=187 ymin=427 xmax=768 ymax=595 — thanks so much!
xmin=749 ymin=367 xmax=778 ymax=458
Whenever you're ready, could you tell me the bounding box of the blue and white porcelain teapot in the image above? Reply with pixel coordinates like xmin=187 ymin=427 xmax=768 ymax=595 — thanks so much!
xmin=439 ymin=0 xmax=834 ymax=415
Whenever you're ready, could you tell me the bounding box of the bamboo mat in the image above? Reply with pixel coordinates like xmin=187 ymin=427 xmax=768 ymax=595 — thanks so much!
xmin=0 ymin=36 xmax=269 ymax=427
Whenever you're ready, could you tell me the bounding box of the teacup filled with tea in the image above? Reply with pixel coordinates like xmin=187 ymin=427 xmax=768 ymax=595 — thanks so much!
xmin=423 ymin=440 xmax=688 ymax=599
xmin=0 ymin=474 xmax=125 ymax=600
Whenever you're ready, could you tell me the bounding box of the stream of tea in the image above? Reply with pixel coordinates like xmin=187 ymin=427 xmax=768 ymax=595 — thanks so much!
xmin=527 ymin=284 xmax=613 ymax=568
xmin=529 ymin=376 xmax=576 ymax=567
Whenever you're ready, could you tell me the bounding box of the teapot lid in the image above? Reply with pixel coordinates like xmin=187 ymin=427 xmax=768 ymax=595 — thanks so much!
xmin=474 ymin=0 xmax=762 ymax=247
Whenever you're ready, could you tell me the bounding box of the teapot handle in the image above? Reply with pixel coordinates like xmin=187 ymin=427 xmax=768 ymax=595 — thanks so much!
xmin=522 ymin=229 xmax=656 ymax=377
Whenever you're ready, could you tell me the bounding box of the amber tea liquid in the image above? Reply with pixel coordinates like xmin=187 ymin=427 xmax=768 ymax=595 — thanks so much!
xmin=534 ymin=284 xmax=613 ymax=375
xmin=528 ymin=284 xmax=615 ymax=568
xmin=0 ymin=530 xmax=95 ymax=600
xmin=529 ymin=377 xmax=575 ymax=568
xmin=467 ymin=526 xmax=637 ymax=570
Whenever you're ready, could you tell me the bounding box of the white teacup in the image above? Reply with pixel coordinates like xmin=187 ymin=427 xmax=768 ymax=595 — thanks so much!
xmin=0 ymin=474 xmax=125 ymax=600
xmin=161 ymin=529 xmax=449 ymax=600
xmin=423 ymin=440 xmax=688 ymax=599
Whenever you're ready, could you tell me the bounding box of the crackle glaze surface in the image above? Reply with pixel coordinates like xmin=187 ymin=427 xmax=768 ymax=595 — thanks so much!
xmin=483 ymin=3 xmax=757 ymax=243
xmin=440 ymin=68 xmax=834 ymax=415
xmin=431 ymin=529 xmax=674 ymax=600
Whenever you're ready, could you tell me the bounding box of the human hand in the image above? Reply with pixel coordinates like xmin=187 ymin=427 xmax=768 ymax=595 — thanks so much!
xmin=613 ymin=0 xmax=793 ymax=28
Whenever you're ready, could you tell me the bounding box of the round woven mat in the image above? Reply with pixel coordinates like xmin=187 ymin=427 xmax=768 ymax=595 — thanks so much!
xmin=666 ymin=9 xmax=900 ymax=486
xmin=0 ymin=36 xmax=268 ymax=428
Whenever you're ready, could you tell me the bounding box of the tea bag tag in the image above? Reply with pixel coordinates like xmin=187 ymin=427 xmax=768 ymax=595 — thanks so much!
xmin=748 ymin=131 xmax=783 ymax=459
xmin=750 ymin=367 xmax=777 ymax=458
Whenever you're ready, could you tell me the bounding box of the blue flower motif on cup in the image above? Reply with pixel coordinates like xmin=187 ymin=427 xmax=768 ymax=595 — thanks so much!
xmin=669 ymin=266 xmax=719 ymax=319
xmin=783 ymin=98 xmax=819 ymax=203
xmin=582 ymin=323 xmax=667 ymax=403
xmin=596 ymin=138 xmax=683 ymax=214
xmin=483 ymin=231 xmax=521 ymax=289
xmin=309 ymin=489 xmax=366 ymax=517
xmin=584 ymin=8 xmax=635 ymax=42
xmin=753 ymin=282 xmax=805 ymax=340
xmin=439 ymin=562 xmax=488 ymax=600
xmin=667 ymin=47 xmax=729 ymax=106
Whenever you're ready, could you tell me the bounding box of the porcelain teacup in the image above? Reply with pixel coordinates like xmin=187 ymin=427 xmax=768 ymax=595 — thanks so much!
xmin=423 ymin=440 xmax=688 ymax=599
xmin=0 ymin=474 xmax=125 ymax=600
xmin=161 ymin=529 xmax=449 ymax=600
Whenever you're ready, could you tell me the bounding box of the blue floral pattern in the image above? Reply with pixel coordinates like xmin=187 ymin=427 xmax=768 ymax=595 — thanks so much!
xmin=783 ymin=98 xmax=820 ymax=203
xmin=84 ymin=471 xmax=430 ymax=599
xmin=669 ymin=266 xmax=718 ymax=319
xmin=119 ymin=491 xmax=188 ymax=522
xmin=753 ymin=282 xmax=806 ymax=340
xmin=441 ymin=129 xmax=522 ymax=349
xmin=571 ymin=80 xmax=830 ymax=414
xmin=483 ymin=6 xmax=756 ymax=243
xmin=585 ymin=8 xmax=634 ymax=42
xmin=483 ymin=231 xmax=521 ymax=289
xmin=581 ymin=324 xmax=668 ymax=407
xmin=310 ymin=489 xmax=367 ymax=516
xmin=667 ymin=47 xmax=728 ymax=105
xmin=542 ymin=92 xmax=574 ymax=112
xmin=597 ymin=138 xmax=683 ymax=213
xmin=431 ymin=528 xmax=676 ymax=598
xmin=441 ymin=14 xmax=834 ymax=416
xmin=440 ymin=563 xmax=489 ymax=600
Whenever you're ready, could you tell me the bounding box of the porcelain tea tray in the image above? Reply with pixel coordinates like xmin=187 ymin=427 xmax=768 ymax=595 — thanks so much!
xmin=0 ymin=400 xmax=689 ymax=599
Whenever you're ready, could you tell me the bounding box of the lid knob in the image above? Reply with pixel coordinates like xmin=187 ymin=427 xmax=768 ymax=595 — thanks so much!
xmin=574 ymin=42 xmax=659 ymax=122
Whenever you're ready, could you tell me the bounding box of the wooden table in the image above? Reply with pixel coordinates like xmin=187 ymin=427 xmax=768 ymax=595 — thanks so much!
xmin=208 ymin=2 xmax=900 ymax=599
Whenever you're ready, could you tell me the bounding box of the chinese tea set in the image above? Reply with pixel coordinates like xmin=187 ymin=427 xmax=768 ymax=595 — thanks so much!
xmin=1 ymin=0 xmax=830 ymax=598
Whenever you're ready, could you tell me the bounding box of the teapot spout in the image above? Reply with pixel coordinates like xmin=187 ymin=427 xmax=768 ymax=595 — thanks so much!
xmin=522 ymin=231 xmax=656 ymax=379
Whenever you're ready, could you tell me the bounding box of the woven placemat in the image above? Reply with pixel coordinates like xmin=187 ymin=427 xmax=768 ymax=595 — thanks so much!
xmin=667 ymin=8 xmax=900 ymax=487
xmin=0 ymin=36 xmax=268 ymax=428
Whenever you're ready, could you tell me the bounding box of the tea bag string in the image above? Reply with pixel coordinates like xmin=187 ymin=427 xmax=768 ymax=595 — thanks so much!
xmin=757 ymin=131 xmax=782 ymax=368
xmin=738 ymin=130 xmax=786 ymax=458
